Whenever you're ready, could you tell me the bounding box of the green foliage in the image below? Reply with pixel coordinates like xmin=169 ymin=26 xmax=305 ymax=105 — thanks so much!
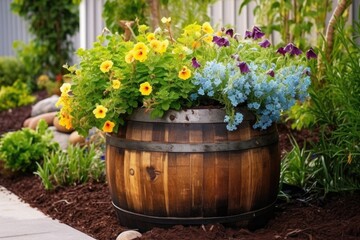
xmin=0 ymin=57 xmax=29 ymax=87
xmin=11 ymin=0 xmax=79 ymax=77
xmin=12 ymin=41 xmax=47 ymax=90
xmin=0 ymin=80 xmax=36 ymax=111
xmin=35 ymin=144 xmax=105 ymax=190
xmin=161 ymin=0 xmax=214 ymax=33
xmin=102 ymin=0 xmax=215 ymax=33
xmin=239 ymin=0 xmax=332 ymax=48
xmin=0 ymin=120 xmax=59 ymax=173
xmin=308 ymin=22 xmax=360 ymax=193
xmin=285 ymin=100 xmax=316 ymax=130
xmin=103 ymin=0 xmax=148 ymax=33
xmin=280 ymin=136 xmax=320 ymax=190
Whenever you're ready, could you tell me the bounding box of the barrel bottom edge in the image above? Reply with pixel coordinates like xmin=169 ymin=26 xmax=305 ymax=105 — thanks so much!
xmin=112 ymin=201 xmax=276 ymax=232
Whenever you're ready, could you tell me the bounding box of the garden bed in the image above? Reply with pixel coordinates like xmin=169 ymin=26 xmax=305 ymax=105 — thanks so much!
xmin=0 ymin=97 xmax=359 ymax=240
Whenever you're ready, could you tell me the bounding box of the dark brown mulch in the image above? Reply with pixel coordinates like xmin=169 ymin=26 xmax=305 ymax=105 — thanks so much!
xmin=0 ymin=94 xmax=359 ymax=240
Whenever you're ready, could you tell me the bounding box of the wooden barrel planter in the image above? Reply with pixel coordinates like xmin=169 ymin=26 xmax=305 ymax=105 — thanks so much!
xmin=106 ymin=108 xmax=280 ymax=231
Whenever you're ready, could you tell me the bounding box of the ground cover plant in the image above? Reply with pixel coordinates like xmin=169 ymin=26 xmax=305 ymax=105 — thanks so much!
xmin=0 ymin=120 xmax=58 ymax=173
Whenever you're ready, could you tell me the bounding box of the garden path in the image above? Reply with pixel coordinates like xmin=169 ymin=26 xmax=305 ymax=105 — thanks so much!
xmin=0 ymin=186 xmax=95 ymax=240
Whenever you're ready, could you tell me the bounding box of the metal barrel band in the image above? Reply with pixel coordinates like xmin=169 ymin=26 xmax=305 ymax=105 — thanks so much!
xmin=106 ymin=133 xmax=278 ymax=153
xmin=112 ymin=201 xmax=276 ymax=225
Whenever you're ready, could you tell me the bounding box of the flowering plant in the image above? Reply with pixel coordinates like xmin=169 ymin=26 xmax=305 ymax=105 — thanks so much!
xmin=58 ymin=18 xmax=316 ymax=136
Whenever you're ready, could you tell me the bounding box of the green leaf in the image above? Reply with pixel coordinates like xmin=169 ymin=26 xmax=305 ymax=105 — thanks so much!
xmin=238 ymin=0 xmax=253 ymax=14
xmin=161 ymin=101 xmax=170 ymax=111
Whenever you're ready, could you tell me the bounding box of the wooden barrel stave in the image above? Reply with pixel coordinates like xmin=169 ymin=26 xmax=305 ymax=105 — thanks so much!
xmin=106 ymin=109 xmax=280 ymax=230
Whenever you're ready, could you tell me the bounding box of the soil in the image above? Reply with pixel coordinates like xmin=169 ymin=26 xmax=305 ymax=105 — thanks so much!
xmin=0 ymin=93 xmax=359 ymax=240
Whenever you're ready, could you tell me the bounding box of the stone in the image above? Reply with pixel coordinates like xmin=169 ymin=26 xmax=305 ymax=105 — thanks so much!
xmin=49 ymin=126 xmax=70 ymax=150
xmin=116 ymin=230 xmax=142 ymax=240
xmin=31 ymin=95 xmax=60 ymax=117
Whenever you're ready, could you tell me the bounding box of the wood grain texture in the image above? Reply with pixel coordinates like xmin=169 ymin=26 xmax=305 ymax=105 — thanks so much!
xmin=106 ymin=110 xmax=281 ymax=228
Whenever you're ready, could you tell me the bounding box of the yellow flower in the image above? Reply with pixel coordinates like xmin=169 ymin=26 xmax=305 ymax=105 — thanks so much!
xmin=183 ymin=23 xmax=201 ymax=35
xmin=93 ymin=105 xmax=108 ymax=118
xmin=60 ymin=83 xmax=71 ymax=94
xmin=139 ymin=82 xmax=152 ymax=95
xmin=150 ymin=39 xmax=162 ymax=52
xmin=146 ymin=33 xmax=156 ymax=42
xmin=132 ymin=42 xmax=149 ymax=62
xmin=102 ymin=120 xmax=115 ymax=133
xmin=100 ymin=60 xmax=113 ymax=73
xmin=112 ymin=80 xmax=121 ymax=89
xmin=125 ymin=51 xmax=134 ymax=63
xmin=133 ymin=49 xmax=148 ymax=62
xmin=159 ymin=40 xmax=169 ymax=53
xmin=58 ymin=111 xmax=72 ymax=130
xmin=37 ymin=74 xmax=49 ymax=87
xmin=133 ymin=42 xmax=149 ymax=52
xmin=178 ymin=66 xmax=191 ymax=80
xmin=161 ymin=17 xmax=171 ymax=24
xmin=55 ymin=94 xmax=70 ymax=107
xmin=203 ymin=35 xmax=213 ymax=43
xmin=202 ymin=22 xmax=214 ymax=34
xmin=192 ymin=41 xmax=201 ymax=49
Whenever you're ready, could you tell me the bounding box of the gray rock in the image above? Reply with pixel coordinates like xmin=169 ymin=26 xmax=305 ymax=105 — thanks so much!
xmin=31 ymin=95 xmax=60 ymax=117
xmin=49 ymin=126 xmax=70 ymax=150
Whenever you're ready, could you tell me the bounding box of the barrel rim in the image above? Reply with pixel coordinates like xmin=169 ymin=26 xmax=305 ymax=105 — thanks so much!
xmin=106 ymin=133 xmax=278 ymax=152
xmin=128 ymin=107 xmax=255 ymax=123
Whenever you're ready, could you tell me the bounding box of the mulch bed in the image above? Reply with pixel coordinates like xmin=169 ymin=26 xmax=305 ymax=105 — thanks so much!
xmin=1 ymin=92 xmax=359 ymax=240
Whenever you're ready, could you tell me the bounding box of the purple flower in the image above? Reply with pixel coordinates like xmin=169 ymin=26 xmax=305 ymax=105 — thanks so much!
xmin=276 ymin=47 xmax=286 ymax=56
xmin=245 ymin=26 xmax=265 ymax=40
xmin=284 ymin=43 xmax=302 ymax=56
xmin=213 ymin=36 xmax=230 ymax=47
xmin=252 ymin=26 xmax=265 ymax=40
xmin=267 ymin=69 xmax=275 ymax=77
xmin=244 ymin=30 xmax=252 ymax=39
xmin=237 ymin=61 xmax=250 ymax=74
xmin=303 ymin=69 xmax=311 ymax=76
xmin=306 ymin=48 xmax=317 ymax=60
xmin=191 ymin=57 xmax=201 ymax=69
xmin=259 ymin=39 xmax=271 ymax=48
xmin=225 ymin=29 xmax=234 ymax=38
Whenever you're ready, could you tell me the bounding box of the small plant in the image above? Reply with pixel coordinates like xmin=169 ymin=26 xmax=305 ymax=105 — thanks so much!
xmin=35 ymin=144 xmax=105 ymax=190
xmin=280 ymin=136 xmax=320 ymax=190
xmin=0 ymin=120 xmax=59 ymax=173
xmin=0 ymin=80 xmax=36 ymax=111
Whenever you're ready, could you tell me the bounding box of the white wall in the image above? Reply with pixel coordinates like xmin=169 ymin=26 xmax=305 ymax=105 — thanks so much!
xmin=0 ymin=0 xmax=32 ymax=56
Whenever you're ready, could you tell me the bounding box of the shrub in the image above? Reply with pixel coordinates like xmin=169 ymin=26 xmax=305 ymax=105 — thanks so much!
xmin=35 ymin=144 xmax=105 ymax=190
xmin=0 ymin=57 xmax=29 ymax=87
xmin=0 ymin=80 xmax=36 ymax=111
xmin=0 ymin=120 xmax=59 ymax=173
xmin=11 ymin=0 xmax=79 ymax=77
